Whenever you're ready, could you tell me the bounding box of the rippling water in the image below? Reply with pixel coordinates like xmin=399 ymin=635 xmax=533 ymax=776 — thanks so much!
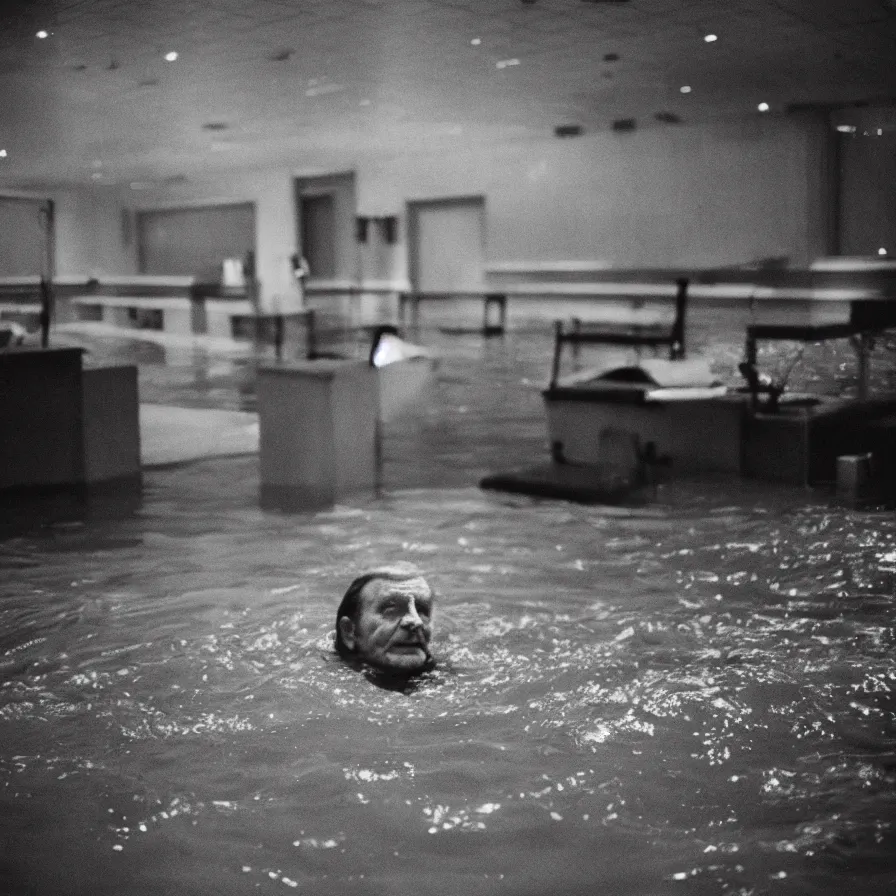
xmin=2 ymin=329 xmax=895 ymax=895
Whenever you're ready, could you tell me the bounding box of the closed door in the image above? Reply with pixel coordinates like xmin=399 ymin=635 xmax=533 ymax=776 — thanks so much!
xmin=0 ymin=198 xmax=54 ymax=277
xmin=300 ymin=194 xmax=337 ymax=279
xmin=409 ymin=197 xmax=485 ymax=293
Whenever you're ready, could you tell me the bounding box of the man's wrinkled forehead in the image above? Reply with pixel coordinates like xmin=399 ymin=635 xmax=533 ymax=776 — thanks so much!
xmin=363 ymin=575 xmax=432 ymax=603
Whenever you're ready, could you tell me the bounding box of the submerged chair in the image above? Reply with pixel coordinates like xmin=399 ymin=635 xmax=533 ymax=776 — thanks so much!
xmin=548 ymin=277 xmax=689 ymax=388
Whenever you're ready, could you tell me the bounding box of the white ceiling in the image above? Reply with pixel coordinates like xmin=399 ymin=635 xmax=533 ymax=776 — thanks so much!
xmin=1 ymin=0 xmax=895 ymax=191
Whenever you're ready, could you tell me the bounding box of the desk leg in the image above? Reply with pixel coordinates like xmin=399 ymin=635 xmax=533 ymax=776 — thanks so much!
xmin=851 ymin=332 xmax=873 ymax=401
xmin=305 ymin=309 xmax=316 ymax=359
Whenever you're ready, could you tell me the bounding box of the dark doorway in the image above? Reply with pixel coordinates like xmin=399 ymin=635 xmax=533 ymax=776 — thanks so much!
xmin=299 ymin=194 xmax=337 ymax=279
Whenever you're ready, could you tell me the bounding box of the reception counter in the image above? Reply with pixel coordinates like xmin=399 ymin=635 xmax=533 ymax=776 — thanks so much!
xmin=0 ymin=347 xmax=140 ymax=494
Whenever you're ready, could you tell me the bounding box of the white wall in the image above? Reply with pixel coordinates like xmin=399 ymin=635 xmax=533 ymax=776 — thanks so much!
xmin=358 ymin=115 xmax=829 ymax=270
xmin=49 ymin=114 xmax=831 ymax=297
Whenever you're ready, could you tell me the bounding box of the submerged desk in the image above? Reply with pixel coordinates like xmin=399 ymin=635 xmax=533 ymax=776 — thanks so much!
xmin=743 ymin=286 xmax=896 ymax=401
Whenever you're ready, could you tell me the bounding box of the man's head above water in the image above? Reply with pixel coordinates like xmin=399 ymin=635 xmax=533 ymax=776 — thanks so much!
xmin=335 ymin=563 xmax=435 ymax=675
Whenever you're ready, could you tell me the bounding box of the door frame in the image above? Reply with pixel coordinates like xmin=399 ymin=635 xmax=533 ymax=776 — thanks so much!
xmin=406 ymin=195 xmax=485 ymax=292
xmin=293 ymin=171 xmax=357 ymax=283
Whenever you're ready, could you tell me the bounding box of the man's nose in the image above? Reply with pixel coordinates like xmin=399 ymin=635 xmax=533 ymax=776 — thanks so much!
xmin=400 ymin=604 xmax=423 ymax=629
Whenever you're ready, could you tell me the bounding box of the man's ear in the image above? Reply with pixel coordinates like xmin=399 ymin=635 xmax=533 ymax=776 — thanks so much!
xmin=338 ymin=616 xmax=357 ymax=651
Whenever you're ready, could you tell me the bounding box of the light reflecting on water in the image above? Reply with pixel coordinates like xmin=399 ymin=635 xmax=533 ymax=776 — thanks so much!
xmin=2 ymin=330 xmax=896 ymax=895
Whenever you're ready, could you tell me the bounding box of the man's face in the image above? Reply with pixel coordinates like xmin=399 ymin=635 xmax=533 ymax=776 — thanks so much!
xmin=340 ymin=575 xmax=434 ymax=673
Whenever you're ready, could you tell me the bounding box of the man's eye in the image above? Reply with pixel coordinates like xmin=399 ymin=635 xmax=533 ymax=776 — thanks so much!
xmin=417 ymin=604 xmax=431 ymax=618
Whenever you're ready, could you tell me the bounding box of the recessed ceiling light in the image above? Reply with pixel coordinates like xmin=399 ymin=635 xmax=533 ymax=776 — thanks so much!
xmin=496 ymin=58 xmax=520 ymax=69
xmin=757 ymin=102 xmax=770 ymax=112
xmin=680 ymin=85 xmax=692 ymax=94
xmin=305 ymin=83 xmax=344 ymax=97
xmin=471 ymin=38 xmax=481 ymax=46
xmin=877 ymin=128 xmax=884 ymax=136
xmin=164 ymin=51 xmax=178 ymax=62
xmin=704 ymin=33 xmax=718 ymax=43
xmin=36 ymin=30 xmax=49 ymax=39
xmin=836 ymin=124 xmax=857 ymax=133
xmin=879 ymin=247 xmax=888 ymax=256
xmin=0 ymin=149 xmax=7 ymax=158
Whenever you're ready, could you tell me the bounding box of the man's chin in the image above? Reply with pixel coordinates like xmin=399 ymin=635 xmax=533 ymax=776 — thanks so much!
xmin=378 ymin=646 xmax=431 ymax=674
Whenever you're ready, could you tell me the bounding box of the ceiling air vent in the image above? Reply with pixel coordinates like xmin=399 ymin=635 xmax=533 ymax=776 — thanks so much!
xmin=655 ymin=112 xmax=681 ymax=124
xmin=612 ymin=118 xmax=636 ymax=131
xmin=202 ymin=122 xmax=229 ymax=131
xmin=554 ymin=124 xmax=583 ymax=138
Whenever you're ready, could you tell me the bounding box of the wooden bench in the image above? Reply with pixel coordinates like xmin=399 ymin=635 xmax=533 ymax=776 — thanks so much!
xmin=548 ymin=277 xmax=689 ymax=388
xmin=398 ymin=291 xmax=508 ymax=336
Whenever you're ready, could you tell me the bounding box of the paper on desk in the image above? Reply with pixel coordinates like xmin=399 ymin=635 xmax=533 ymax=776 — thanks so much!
xmin=644 ymin=385 xmax=730 ymax=401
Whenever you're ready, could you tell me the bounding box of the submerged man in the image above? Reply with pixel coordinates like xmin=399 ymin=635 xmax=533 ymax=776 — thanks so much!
xmin=335 ymin=564 xmax=435 ymax=676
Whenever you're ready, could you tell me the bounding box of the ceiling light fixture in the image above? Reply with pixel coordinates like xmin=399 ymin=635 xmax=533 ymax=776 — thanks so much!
xmin=836 ymin=124 xmax=857 ymax=133
xmin=680 ymin=85 xmax=692 ymax=94
xmin=471 ymin=38 xmax=481 ymax=46
xmin=0 ymin=149 xmax=7 ymax=158
xmin=164 ymin=51 xmax=178 ymax=62
xmin=496 ymin=58 xmax=520 ymax=69
xmin=36 ymin=30 xmax=49 ymax=39
xmin=757 ymin=102 xmax=770 ymax=112
xmin=878 ymin=248 xmax=887 ymax=256
xmin=704 ymin=34 xmax=718 ymax=42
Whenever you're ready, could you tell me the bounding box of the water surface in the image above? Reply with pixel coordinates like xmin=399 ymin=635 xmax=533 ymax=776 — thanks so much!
xmin=2 ymin=328 xmax=895 ymax=895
